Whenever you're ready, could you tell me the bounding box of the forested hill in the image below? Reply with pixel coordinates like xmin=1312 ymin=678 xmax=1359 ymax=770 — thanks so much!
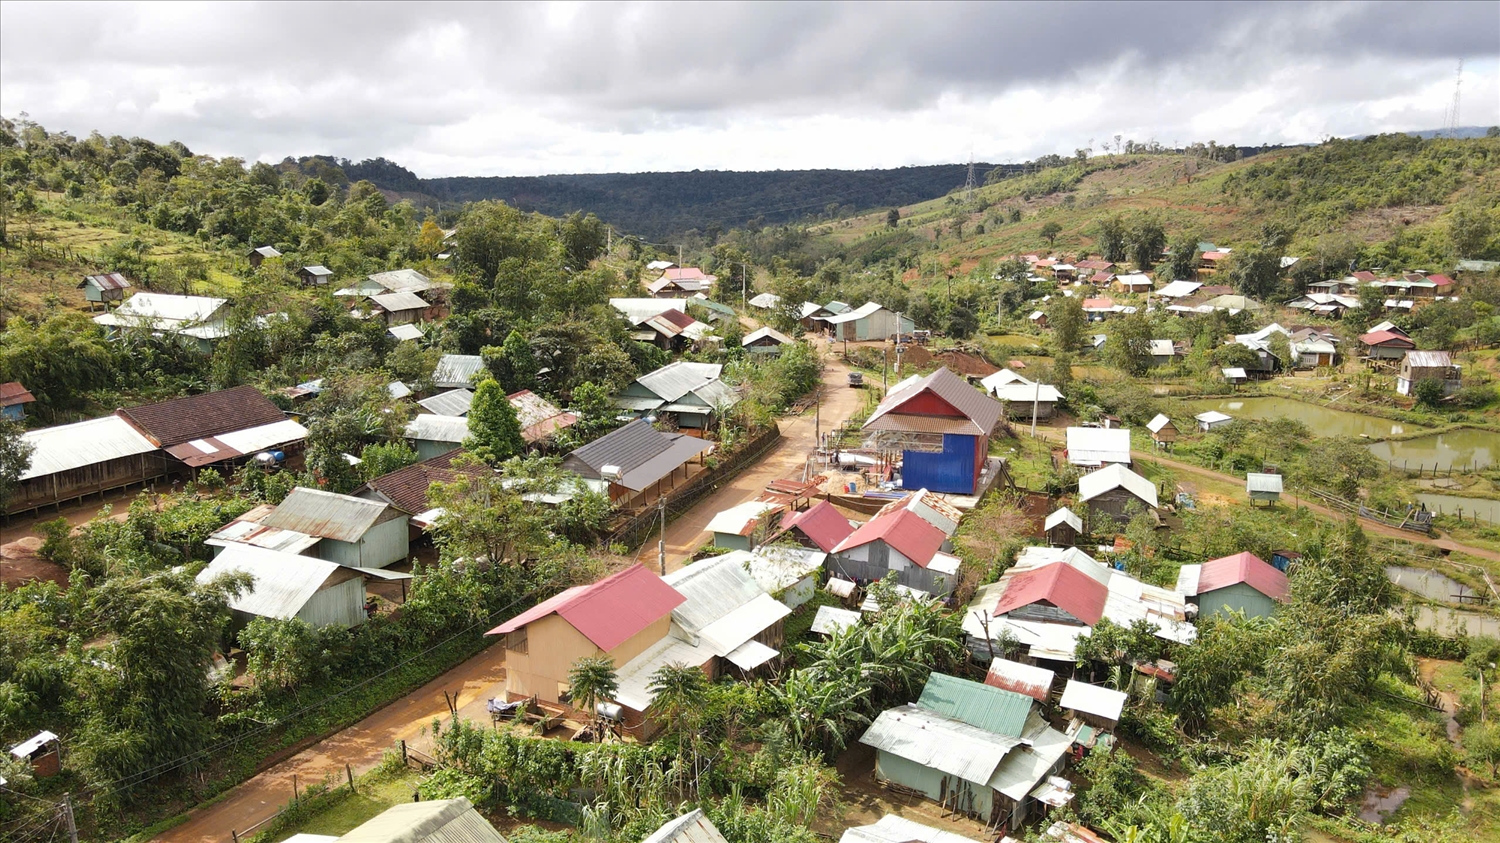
xmin=335 ymin=158 xmax=980 ymax=239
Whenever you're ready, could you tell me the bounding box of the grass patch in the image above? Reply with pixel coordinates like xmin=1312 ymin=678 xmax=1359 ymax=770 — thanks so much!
xmin=249 ymin=764 xmax=422 ymax=843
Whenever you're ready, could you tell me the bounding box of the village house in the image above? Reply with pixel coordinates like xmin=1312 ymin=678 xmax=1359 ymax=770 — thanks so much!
xmin=1147 ymin=340 xmax=1179 ymax=367
xmin=198 ymin=544 xmax=369 ymax=630
xmin=1199 ymin=249 xmax=1230 ymax=271
xmin=1044 ymin=506 xmax=1083 ymax=548
xmin=741 ymin=325 xmax=794 ymax=354
xmin=1064 ymin=427 xmax=1131 ymax=468
xmin=1175 ymin=551 xmax=1290 ymax=619
xmin=508 ymin=389 xmax=578 ymax=445
xmin=1078 ymin=463 xmax=1158 ymax=526
xmin=9 ymin=415 xmax=165 ymax=514
xmin=989 ymin=380 xmax=1063 ymax=420
xmin=561 ymin=418 xmax=714 ymax=506
xmin=356 ymin=449 xmax=480 ymax=525
xmin=979 ymin=368 xmax=1033 ymax=393
xmin=213 ymin=486 xmax=411 ymax=569
xmin=92 ymin=292 xmax=233 ymax=352
xmin=1358 ymin=324 xmax=1416 ymax=361
xmin=404 ymin=414 xmax=469 ymax=460
xmin=771 ymin=499 xmax=858 ymax=553
xmin=825 ymin=301 xmax=915 ymax=342
xmin=1146 ymin=414 xmax=1177 ymax=447
xmin=1290 ymin=330 xmax=1338 ymax=368
xmin=863 ymin=367 xmax=1004 ymax=495
xmin=78 ymin=272 xmax=131 ymax=307
xmin=610 ymin=298 xmax=713 ymax=350
xmin=1195 ymin=410 xmax=1233 ymax=431
xmin=1286 ymin=292 xmax=1359 ymax=319
xmin=1246 ymin=472 xmax=1283 ymax=505
xmin=488 ymin=564 xmax=684 ymax=709
xmin=648 ymin=266 xmax=717 ymax=298
xmin=367 ymin=290 xmax=429 ymax=326
xmin=1029 ymin=309 xmax=1048 ymax=328
xmin=247 ymin=245 xmax=281 ymax=268
xmin=297 ymin=265 xmax=334 ymax=286
xmin=614 ymin=361 xmax=740 ymax=432
xmin=1231 ymin=323 xmax=1291 ymax=374
xmin=1059 ymin=680 xmax=1127 ymax=732
xmin=859 ymin=672 xmax=1072 ymax=833
xmin=688 ymin=296 xmax=737 ymax=326
xmin=432 ymin=354 xmax=486 ymax=390
xmin=706 ymin=500 xmax=786 ymax=551
xmin=418 ymin=388 xmax=474 ymax=417
xmin=1 ymin=382 xmax=36 ymax=421
xmin=830 ymin=504 xmax=961 ymax=597
xmin=1080 ymin=297 xmax=1118 ymax=321
xmin=1397 ymin=351 xmax=1461 ymax=397
xmin=876 ymin=488 xmax=963 ymax=538
xmin=9 ymin=731 xmax=62 ymax=779
xmin=1154 ymin=279 xmax=1201 ymax=300
xmin=117 ymin=385 xmax=308 ymax=475
xmin=1111 ymin=273 xmax=1153 ymax=294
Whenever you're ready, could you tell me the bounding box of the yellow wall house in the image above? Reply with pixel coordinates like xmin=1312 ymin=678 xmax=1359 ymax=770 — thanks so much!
xmin=486 ymin=564 xmax=685 ymax=707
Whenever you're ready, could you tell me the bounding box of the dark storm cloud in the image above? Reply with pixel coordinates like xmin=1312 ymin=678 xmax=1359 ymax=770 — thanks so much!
xmin=1 ymin=1 xmax=1496 ymax=175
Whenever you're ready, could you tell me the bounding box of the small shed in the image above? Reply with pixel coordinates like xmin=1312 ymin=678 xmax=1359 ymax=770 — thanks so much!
xmin=404 ymin=414 xmax=470 ymax=460
xmin=1145 ymin=414 xmax=1177 ymax=446
xmin=811 ymin=605 xmax=863 ymax=637
xmin=257 ymin=487 xmax=411 ymax=569
xmin=297 ymin=265 xmax=334 ymax=286
xmin=1077 ymin=464 xmax=1158 ymax=526
xmin=742 ymin=325 xmax=794 ymax=354
xmin=1221 ymin=367 xmax=1248 ymax=385
xmin=1044 ymin=506 xmax=1083 ymax=547
xmin=985 ymin=657 xmax=1056 ymax=703
xmin=369 ymin=291 xmax=429 ymax=326
xmin=1397 ymin=351 xmax=1461 ymax=397
xmin=197 ymin=545 xmax=369 ymax=630
xmin=1029 ymin=310 xmax=1048 ymax=328
xmin=1 ymin=381 xmax=37 ymax=421
xmin=1059 ymin=679 xmax=1127 ymax=730
xmin=9 ymin=730 xmax=61 ymax=777
xmin=388 ymin=323 xmax=424 ymax=343
xmin=705 ymin=500 xmax=785 ymax=551
xmin=79 ymin=272 xmax=131 ymax=304
xmin=1195 ymin=410 xmax=1233 ymax=431
xmin=1246 ymin=472 xmax=1283 ymax=505
xmin=247 ymin=245 xmax=282 ymax=268
xmin=772 ymin=500 xmax=858 ymax=553
xmin=1175 ymin=551 xmax=1289 ymax=620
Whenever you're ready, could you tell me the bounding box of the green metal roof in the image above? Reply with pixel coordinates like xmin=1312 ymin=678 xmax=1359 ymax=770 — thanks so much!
xmin=917 ymin=672 xmax=1032 ymax=737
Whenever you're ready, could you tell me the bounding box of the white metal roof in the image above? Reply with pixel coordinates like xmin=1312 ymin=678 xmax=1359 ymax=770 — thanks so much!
xmin=388 ymin=323 xmax=424 ymax=342
xmin=1065 ymin=427 xmax=1131 ymax=466
xmin=418 ymin=389 xmax=475 ymax=417
xmin=1195 ymin=410 xmax=1232 ymax=424
xmin=1155 ymin=280 xmax=1201 ymax=298
xmin=1221 ymin=367 xmax=1247 ymax=379
xmin=432 ymin=355 xmax=485 ymax=387
xmin=610 ymin=297 xmax=685 ymax=324
xmin=1044 ymin=506 xmax=1083 ymax=533
xmin=636 ymin=361 xmax=725 ymax=403
xmin=20 ymin=415 xmax=158 ymax=480
xmin=811 ymin=605 xmax=863 ymax=635
xmin=1247 ymin=473 xmax=1284 ymax=493
xmin=93 ymin=293 xmax=227 ymax=329
xmin=405 ymin=414 xmax=469 ymax=444
xmin=860 ymin=705 xmax=1021 ymax=785
xmin=724 ymin=639 xmax=779 ymax=670
xmin=1175 ymin=563 xmax=1202 ymax=596
xmin=338 ymin=798 xmax=507 ymax=843
xmin=706 ymin=501 xmax=783 ymax=537
xmin=980 ymin=369 xmax=1034 ymax=391
xmin=10 ymin=730 xmax=58 ymax=758
xmin=642 ymin=809 xmax=730 ymax=843
xmin=823 ymin=301 xmax=886 ymax=324
xmin=370 ymin=291 xmax=429 ymax=312
xmin=613 ymin=635 xmax=717 ymax=711
xmin=663 ymin=554 xmax=791 ymax=654
xmin=1059 ymin=679 xmax=1126 ymax=721
xmin=387 ymin=381 xmax=413 ymax=400
xmin=1078 ymin=463 xmax=1158 ymax=507
xmin=215 ymin=418 xmax=308 ymax=454
xmin=1146 ymin=413 xmax=1173 ymax=433
xmin=747 ymin=292 xmax=781 ymax=309
xmin=839 ymin=815 xmax=984 ymax=843
xmin=991 ymin=383 xmax=1063 ymax=403
xmin=1114 ymin=273 xmax=1152 ymax=286
xmin=197 ymin=545 xmax=341 ymax=620
xmin=366 ymin=269 xmax=432 ymax=294
xmin=1148 ymin=339 xmax=1175 ymax=357
xmin=741 ymin=546 xmax=826 ymax=594
xmin=742 ymin=326 xmax=793 ymax=346
xmin=988 ymin=711 xmax=1072 ymax=800
xmin=261 ymin=487 xmax=393 ymax=543
xmin=1405 ymin=350 xmax=1455 ymax=368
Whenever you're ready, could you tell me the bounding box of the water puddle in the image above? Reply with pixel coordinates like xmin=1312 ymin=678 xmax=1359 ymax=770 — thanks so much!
xmin=1385 ymin=566 xmax=1477 ymax=604
xmin=1357 ymin=785 xmax=1411 ymax=823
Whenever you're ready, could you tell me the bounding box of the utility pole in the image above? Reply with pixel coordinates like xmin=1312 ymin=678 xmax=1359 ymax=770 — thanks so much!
xmin=63 ymin=794 xmax=78 ymax=843
xmin=677 ymin=244 xmax=684 ymax=266
xmin=964 ymin=152 xmax=976 ymax=204
xmin=1030 ymin=379 xmax=1040 ymax=437
xmin=657 ymin=496 xmax=667 ymax=575
xmin=741 ymin=263 xmax=748 ymax=308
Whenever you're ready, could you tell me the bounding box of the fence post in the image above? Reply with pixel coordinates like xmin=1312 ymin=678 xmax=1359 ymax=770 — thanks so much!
xmin=347 ymin=763 xmax=355 ymax=791
xmin=232 ymin=832 xmax=239 ymax=843
xmin=401 ymin=739 xmax=408 ymax=766
xmin=293 ymin=774 xmax=299 ymax=805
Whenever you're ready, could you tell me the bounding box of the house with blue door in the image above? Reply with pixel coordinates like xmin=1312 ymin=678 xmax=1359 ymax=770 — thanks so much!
xmin=862 ymin=367 xmax=1004 ymax=495
xmin=1 ymin=382 xmax=36 ymax=420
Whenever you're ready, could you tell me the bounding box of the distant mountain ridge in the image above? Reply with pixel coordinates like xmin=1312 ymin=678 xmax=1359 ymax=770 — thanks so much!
xmin=326 ymin=158 xmax=981 ymax=239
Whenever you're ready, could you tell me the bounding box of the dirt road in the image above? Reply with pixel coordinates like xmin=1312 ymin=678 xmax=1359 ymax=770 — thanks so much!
xmin=155 ymin=646 xmax=508 ymax=843
xmin=635 ymin=346 xmax=867 ymax=573
xmin=1030 ymin=427 xmax=1500 ymax=563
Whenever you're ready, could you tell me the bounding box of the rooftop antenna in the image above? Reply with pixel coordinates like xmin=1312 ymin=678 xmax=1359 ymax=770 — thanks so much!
xmin=964 ymin=151 xmax=977 ymax=203
xmin=1444 ymin=59 xmax=1463 ymax=138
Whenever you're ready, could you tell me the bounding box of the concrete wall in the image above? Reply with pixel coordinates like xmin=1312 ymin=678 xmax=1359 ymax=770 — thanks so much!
xmin=295 ymin=571 xmax=368 ymax=629
xmin=1198 ymin=582 xmax=1278 ymax=620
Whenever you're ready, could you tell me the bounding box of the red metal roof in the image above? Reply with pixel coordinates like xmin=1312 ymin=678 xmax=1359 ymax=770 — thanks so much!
xmin=0 ymin=382 xmax=36 ymax=407
xmin=776 ymin=500 xmax=856 ymax=552
xmin=1197 ymin=551 xmax=1289 ymax=602
xmin=657 ymin=308 xmax=698 ymax=329
xmin=1358 ymin=329 xmax=1415 ymax=348
xmin=1352 ymin=271 xmax=1377 ymax=282
xmin=993 ymin=561 xmax=1107 ymax=625
xmin=1427 ymin=274 xmax=1454 ymax=286
xmin=663 ymin=267 xmax=711 ymax=281
xmin=485 ymin=564 xmax=684 ymax=652
xmin=832 ymin=508 xmax=945 ymax=567
xmin=1081 ymin=297 xmax=1115 ymax=309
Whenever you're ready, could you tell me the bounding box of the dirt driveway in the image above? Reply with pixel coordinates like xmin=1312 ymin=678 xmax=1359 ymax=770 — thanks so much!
xmin=634 ymin=345 xmax=869 ymax=573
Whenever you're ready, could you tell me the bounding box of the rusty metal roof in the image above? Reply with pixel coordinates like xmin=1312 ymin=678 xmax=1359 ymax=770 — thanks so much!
xmin=260 ymin=487 xmax=397 ymax=543
xmin=80 ymin=272 xmax=132 ymax=291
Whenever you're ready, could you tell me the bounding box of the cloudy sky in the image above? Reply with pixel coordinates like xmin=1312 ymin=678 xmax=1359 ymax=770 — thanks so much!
xmin=2 ymin=1 xmax=1497 ymax=178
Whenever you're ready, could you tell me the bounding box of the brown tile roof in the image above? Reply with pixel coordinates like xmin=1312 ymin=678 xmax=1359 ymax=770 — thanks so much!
xmin=0 ymin=382 xmax=36 ymax=407
xmin=355 ymin=449 xmax=488 ymax=514
xmin=116 ymin=385 xmax=286 ymax=446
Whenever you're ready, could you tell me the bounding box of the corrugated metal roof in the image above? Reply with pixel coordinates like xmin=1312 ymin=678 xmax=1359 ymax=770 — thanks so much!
xmin=742 ymin=326 xmax=792 ymax=346
xmin=617 ymin=435 xmax=714 ymax=492
xmin=918 ymin=672 xmax=1034 ymax=737
xmin=636 ymin=362 xmax=724 ymax=403
xmin=487 ymin=564 xmax=685 ymax=652
xmin=432 ymin=355 xmax=486 ymax=387
xmin=664 ymin=554 xmax=791 ymax=654
xmin=388 ymin=381 xmax=414 ymax=400
xmin=1059 ymin=680 xmax=1126 ymax=721
xmin=748 ymin=292 xmax=780 ymax=309
xmin=20 ymin=416 xmax=158 ymax=480
xmin=860 ymin=705 xmax=1020 ymax=785
xmin=215 ymin=418 xmax=308 ymax=454
xmin=775 ymin=500 xmax=857 ymax=552
xmin=338 ymin=798 xmax=508 ymax=843
xmin=1221 ymin=367 xmax=1247 ymax=379
xmin=1044 ymin=507 xmax=1082 ymax=533
xmin=743 ymin=546 xmax=826 ymax=594
xmin=985 ymin=658 xmax=1055 ymax=702
xmin=419 ymin=389 xmax=475 ymax=417
xmin=406 ymin=414 xmax=470 ymax=444
xmin=990 ymin=383 xmax=1063 ymax=403
xmin=875 ymin=489 xmax=962 ymax=536
xmin=995 ymin=562 xmax=1108 ymax=625
xmin=197 ymin=544 xmax=341 ymax=620
xmin=1066 ymin=428 xmax=1131 ymax=466
xmin=250 ymin=245 xmax=282 ymax=258
xmin=839 ymin=815 xmax=984 ymax=843
xmin=370 ymin=291 xmax=430 ymax=312
xmin=80 ymin=272 xmax=132 ymax=291
xmin=1405 ymin=350 xmax=1455 ymax=368
xmin=811 ymin=605 xmax=862 ymax=635
xmin=302 ymin=265 xmax=333 ymax=276
xmin=1174 ymin=564 xmax=1201 ymax=597
xmin=1195 ymin=410 xmax=1232 ymax=424
xmin=610 ymin=298 xmax=685 ymax=324
xmin=706 ymin=500 xmax=784 ymax=537
xmin=1198 ymin=551 xmax=1289 ymax=601
xmin=1146 ymin=414 xmax=1173 ymax=433
xmin=642 ymin=810 xmax=729 ymax=843
xmin=208 ymin=508 xmax=322 ymax=554
xmin=864 ymin=367 xmax=1003 ymax=437
xmin=823 ymin=301 xmax=887 ymax=324
xmin=1155 ymin=280 xmax=1200 ymax=298
xmin=389 ymin=323 xmax=424 ymax=342
xmin=979 ymin=369 xmax=1033 ymax=391
xmin=0 ymin=382 xmax=35 ymax=407
xmin=93 ymin=292 xmax=227 ymax=329
xmin=366 ymin=269 xmax=432 ymax=294
xmin=10 ymin=730 xmax=59 ymax=759
xmin=1078 ymin=464 xmax=1157 ymax=507
xmin=614 ymin=634 xmax=718 ymax=711
xmin=725 ymin=638 xmax=778 ymax=670
xmin=1246 ymin=473 xmax=1283 ymax=493
xmin=833 ymin=508 xmax=946 ymax=568
xmin=260 ymin=487 xmax=394 ymax=543
xmin=566 ymin=419 xmax=670 ymax=475
xmin=987 ymin=711 xmax=1072 ymax=800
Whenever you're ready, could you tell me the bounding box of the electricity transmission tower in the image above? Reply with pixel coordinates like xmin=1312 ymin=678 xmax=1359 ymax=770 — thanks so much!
xmin=1443 ymin=59 xmax=1463 ymax=137
xmin=964 ymin=154 xmax=976 ymax=203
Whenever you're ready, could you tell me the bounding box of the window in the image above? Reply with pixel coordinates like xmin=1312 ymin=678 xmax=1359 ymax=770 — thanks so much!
xmin=506 ymin=628 xmax=528 ymax=655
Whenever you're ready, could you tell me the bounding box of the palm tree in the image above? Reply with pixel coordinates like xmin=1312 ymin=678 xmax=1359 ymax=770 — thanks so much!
xmin=648 ymin=661 xmax=709 ymax=741
xmin=568 ymin=655 xmax=619 ymax=729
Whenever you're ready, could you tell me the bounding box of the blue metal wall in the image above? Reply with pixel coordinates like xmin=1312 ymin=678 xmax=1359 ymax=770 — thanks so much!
xmin=902 ymin=434 xmax=976 ymax=494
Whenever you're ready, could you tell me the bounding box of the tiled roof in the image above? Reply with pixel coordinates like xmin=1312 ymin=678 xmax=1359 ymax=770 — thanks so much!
xmin=994 ymin=561 xmax=1108 ymax=625
xmin=486 ymin=564 xmax=684 ymax=651
xmin=356 ymin=449 xmax=478 ymax=514
xmin=116 ymin=385 xmax=286 ymax=447
xmin=1197 ymin=551 xmax=1289 ymax=601
xmin=0 ymin=382 xmax=36 ymax=407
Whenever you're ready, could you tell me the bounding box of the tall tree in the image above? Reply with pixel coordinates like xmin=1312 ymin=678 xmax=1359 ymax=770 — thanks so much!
xmin=1047 ymin=294 xmax=1087 ymax=353
xmin=1094 ymin=214 xmax=1128 ymax=263
xmin=0 ymin=417 xmax=35 ymax=512
xmin=1106 ymin=311 xmax=1154 ymax=376
xmin=1040 ymin=221 xmax=1063 ymax=247
xmin=1225 ymin=247 xmax=1282 ymax=300
xmin=1164 ymin=233 xmax=1201 ymax=281
xmin=568 ymin=655 xmax=619 ymax=723
xmin=466 ymin=379 xmax=526 ymax=464
xmin=1129 ymin=215 xmax=1168 ymax=272
xmin=648 ymin=662 xmax=709 ymax=742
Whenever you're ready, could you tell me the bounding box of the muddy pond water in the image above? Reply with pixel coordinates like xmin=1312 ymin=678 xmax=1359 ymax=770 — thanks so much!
xmin=1414 ymin=492 xmax=1500 ymax=524
xmin=1368 ymin=427 xmax=1497 ymax=473
xmin=1182 ymin=396 xmax=1411 ymax=439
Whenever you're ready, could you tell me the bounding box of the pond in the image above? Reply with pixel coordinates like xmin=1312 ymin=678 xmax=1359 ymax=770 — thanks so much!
xmin=1181 ymin=396 xmax=1410 ymax=439
xmin=1414 ymin=605 xmax=1500 ymax=638
xmin=1368 ymin=428 xmax=1497 ymax=473
xmin=1414 ymin=492 xmax=1500 ymax=524
xmin=1385 ymin=566 xmax=1478 ymax=603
